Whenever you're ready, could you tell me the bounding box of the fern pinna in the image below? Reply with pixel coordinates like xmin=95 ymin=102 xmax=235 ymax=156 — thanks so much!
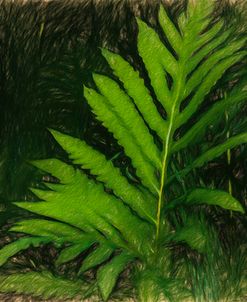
xmin=0 ymin=1 xmax=246 ymax=301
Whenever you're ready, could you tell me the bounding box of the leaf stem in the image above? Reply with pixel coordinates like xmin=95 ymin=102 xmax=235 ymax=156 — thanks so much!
xmin=155 ymin=67 xmax=184 ymax=242
xmin=225 ymin=110 xmax=232 ymax=195
xmin=225 ymin=106 xmax=232 ymax=219
xmin=156 ymin=120 xmax=173 ymax=240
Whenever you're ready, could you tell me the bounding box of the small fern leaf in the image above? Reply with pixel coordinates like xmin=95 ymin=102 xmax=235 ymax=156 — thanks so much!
xmin=185 ymin=0 xmax=214 ymax=40
xmin=30 ymin=158 xmax=75 ymax=184
xmin=185 ymin=41 xmax=246 ymax=98
xmin=191 ymin=132 xmax=247 ymax=170
xmin=189 ymin=49 xmax=245 ymax=103
xmin=172 ymin=86 xmax=247 ymax=153
xmin=166 ymin=189 xmax=244 ymax=214
xmin=169 ymin=133 xmax=247 ymax=184
xmin=79 ymin=244 xmax=114 ymax=274
xmin=97 ymin=252 xmax=133 ymax=301
xmin=186 ymin=24 xmax=230 ymax=73
xmin=0 ymin=271 xmax=88 ymax=299
xmin=0 ymin=237 xmax=51 ymax=267
xmin=158 ymin=6 xmax=182 ymax=54
xmin=10 ymin=219 xmax=87 ymax=242
xmin=178 ymin=52 xmax=246 ymax=127
xmin=56 ymin=239 xmax=94 ymax=266
xmin=137 ymin=18 xmax=177 ymax=115
xmin=186 ymin=189 xmax=245 ymax=213
xmin=172 ymin=221 xmax=207 ymax=254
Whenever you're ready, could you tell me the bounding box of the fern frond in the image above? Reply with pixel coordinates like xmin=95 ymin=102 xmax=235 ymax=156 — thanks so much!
xmin=185 ymin=21 xmax=227 ymax=72
xmin=79 ymin=244 xmax=114 ymax=273
xmin=0 ymin=271 xmax=88 ymax=300
xmin=92 ymin=74 xmax=161 ymax=170
xmin=97 ymin=251 xmax=133 ymax=301
xmin=166 ymin=189 xmax=244 ymax=213
xmin=55 ymin=241 xmax=94 ymax=266
xmin=158 ymin=6 xmax=182 ymax=53
xmin=9 ymin=219 xmax=96 ymax=267
xmin=84 ymin=86 xmax=159 ymax=194
xmin=172 ymin=85 xmax=247 ymax=153
xmin=134 ymin=1 xmax=246 ymax=241
xmin=169 ymin=133 xmax=247 ymax=185
xmin=186 ymin=189 xmax=244 ymax=213
xmin=49 ymin=128 xmax=156 ymax=222
xmin=137 ymin=18 xmax=177 ymax=115
xmin=30 ymin=158 xmax=75 ymax=184
xmin=178 ymin=52 xmax=246 ymax=127
xmin=185 ymin=40 xmax=246 ymax=96
xmin=0 ymin=237 xmax=51 ymax=267
xmin=101 ymin=49 xmax=168 ymax=139
xmin=187 ymin=132 xmax=247 ymax=174
xmin=10 ymin=218 xmax=89 ymax=242
xmin=15 ymin=159 xmax=153 ymax=256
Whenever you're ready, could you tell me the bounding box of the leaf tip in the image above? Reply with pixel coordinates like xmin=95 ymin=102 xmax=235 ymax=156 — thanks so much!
xmin=28 ymin=159 xmax=42 ymax=168
xmin=238 ymin=206 xmax=245 ymax=214
xmin=158 ymin=3 xmax=166 ymax=18
xmin=92 ymin=72 xmax=100 ymax=82
xmin=136 ymin=17 xmax=145 ymax=29
xmin=100 ymin=48 xmax=111 ymax=58
xmin=47 ymin=128 xmax=61 ymax=140
xmin=83 ymin=85 xmax=93 ymax=97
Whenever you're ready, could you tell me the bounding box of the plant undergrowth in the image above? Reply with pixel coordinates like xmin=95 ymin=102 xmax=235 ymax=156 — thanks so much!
xmin=0 ymin=0 xmax=246 ymax=301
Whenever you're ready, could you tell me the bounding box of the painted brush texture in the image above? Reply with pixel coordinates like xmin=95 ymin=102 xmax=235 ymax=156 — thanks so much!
xmin=0 ymin=0 xmax=246 ymax=301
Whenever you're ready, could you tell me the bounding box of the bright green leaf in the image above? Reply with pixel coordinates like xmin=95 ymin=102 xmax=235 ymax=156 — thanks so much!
xmin=97 ymin=252 xmax=133 ymax=301
xmin=0 ymin=237 xmax=51 ymax=267
xmin=79 ymin=244 xmax=114 ymax=273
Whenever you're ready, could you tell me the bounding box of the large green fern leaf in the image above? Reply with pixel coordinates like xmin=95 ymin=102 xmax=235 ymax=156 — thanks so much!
xmin=1 ymin=1 xmax=246 ymax=301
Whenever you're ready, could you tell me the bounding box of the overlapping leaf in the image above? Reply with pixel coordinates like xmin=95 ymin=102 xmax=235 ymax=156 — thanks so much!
xmin=97 ymin=251 xmax=133 ymax=301
xmin=0 ymin=271 xmax=88 ymax=300
xmin=15 ymin=159 xmax=152 ymax=256
xmin=165 ymin=188 xmax=244 ymax=214
xmin=49 ymin=129 xmax=156 ymax=222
